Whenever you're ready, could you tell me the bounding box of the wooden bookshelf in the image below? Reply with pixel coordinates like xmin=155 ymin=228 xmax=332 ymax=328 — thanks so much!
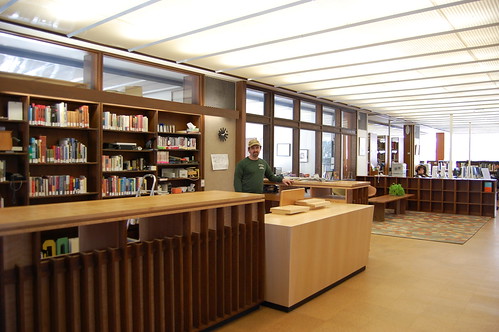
xmin=357 ymin=176 xmax=497 ymax=217
xmin=0 ymin=88 xmax=204 ymax=206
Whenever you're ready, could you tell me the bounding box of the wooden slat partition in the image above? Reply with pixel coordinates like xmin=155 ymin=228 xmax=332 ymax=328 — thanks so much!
xmin=0 ymin=191 xmax=265 ymax=331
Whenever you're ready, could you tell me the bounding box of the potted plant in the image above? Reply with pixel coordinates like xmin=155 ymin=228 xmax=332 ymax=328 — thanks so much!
xmin=389 ymin=183 xmax=405 ymax=196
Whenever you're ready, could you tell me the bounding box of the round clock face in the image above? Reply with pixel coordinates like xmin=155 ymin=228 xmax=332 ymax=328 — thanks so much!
xmin=218 ymin=127 xmax=229 ymax=141
xmin=405 ymin=126 xmax=411 ymax=135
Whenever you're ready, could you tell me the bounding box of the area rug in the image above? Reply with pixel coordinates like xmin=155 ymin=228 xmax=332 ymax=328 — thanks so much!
xmin=371 ymin=210 xmax=492 ymax=244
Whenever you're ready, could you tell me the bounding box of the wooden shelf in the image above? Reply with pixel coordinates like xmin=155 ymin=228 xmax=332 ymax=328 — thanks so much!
xmin=357 ymin=176 xmax=497 ymax=217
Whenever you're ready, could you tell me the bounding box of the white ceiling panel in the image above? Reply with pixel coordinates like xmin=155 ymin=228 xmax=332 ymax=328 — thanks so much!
xmin=0 ymin=0 xmax=497 ymax=133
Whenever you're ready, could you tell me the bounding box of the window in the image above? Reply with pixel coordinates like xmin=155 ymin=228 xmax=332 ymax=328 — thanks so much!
xmin=103 ymin=56 xmax=199 ymax=104
xmin=246 ymin=89 xmax=265 ymax=115
xmin=274 ymin=95 xmax=294 ymax=120
xmin=341 ymin=110 xmax=356 ymax=129
xmin=322 ymin=106 xmax=336 ymax=126
xmin=0 ymin=32 xmax=93 ymax=88
xmin=342 ymin=134 xmax=357 ymax=179
xmin=246 ymin=122 xmax=264 ymax=157
xmin=300 ymin=102 xmax=316 ymax=123
xmin=322 ymin=132 xmax=337 ymax=178
xmin=274 ymin=126 xmax=293 ymax=174
xmin=299 ymin=129 xmax=315 ymax=176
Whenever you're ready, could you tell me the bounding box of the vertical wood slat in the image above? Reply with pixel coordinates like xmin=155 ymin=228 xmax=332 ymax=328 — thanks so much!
xmin=15 ymin=265 xmax=25 ymax=332
xmin=153 ymin=240 xmax=165 ymax=332
xmin=238 ymin=223 xmax=247 ymax=309
xmin=257 ymin=201 xmax=266 ymax=302
xmin=164 ymin=237 xmax=175 ymax=332
xmin=191 ymin=232 xmax=201 ymax=329
xmin=173 ymin=235 xmax=184 ymax=332
xmin=80 ymin=253 xmax=93 ymax=332
xmin=208 ymin=229 xmax=217 ymax=322
xmin=227 ymin=225 xmax=237 ymax=316
xmin=215 ymin=208 xmax=225 ymax=318
xmin=200 ymin=210 xmax=210 ymax=327
xmin=182 ymin=213 xmax=193 ymax=332
xmin=107 ymin=248 xmax=120 ymax=332
xmin=94 ymin=250 xmax=107 ymax=332
xmin=131 ymin=243 xmax=144 ymax=332
xmin=231 ymin=207 xmax=239 ymax=313
xmin=50 ymin=257 xmax=67 ymax=332
xmin=143 ymin=241 xmax=154 ymax=332
xmin=121 ymin=245 xmax=132 ymax=332
xmin=66 ymin=254 xmax=80 ymax=332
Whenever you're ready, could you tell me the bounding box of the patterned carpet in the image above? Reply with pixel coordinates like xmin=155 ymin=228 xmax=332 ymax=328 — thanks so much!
xmin=371 ymin=210 xmax=492 ymax=244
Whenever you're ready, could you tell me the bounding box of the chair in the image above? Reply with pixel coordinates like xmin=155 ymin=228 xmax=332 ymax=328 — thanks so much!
xmin=368 ymin=185 xmax=377 ymax=198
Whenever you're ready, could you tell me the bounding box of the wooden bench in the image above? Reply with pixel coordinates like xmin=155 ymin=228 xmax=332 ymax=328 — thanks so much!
xmin=368 ymin=194 xmax=414 ymax=221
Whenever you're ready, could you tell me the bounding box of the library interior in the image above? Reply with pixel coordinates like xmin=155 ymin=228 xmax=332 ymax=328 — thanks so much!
xmin=0 ymin=1 xmax=498 ymax=331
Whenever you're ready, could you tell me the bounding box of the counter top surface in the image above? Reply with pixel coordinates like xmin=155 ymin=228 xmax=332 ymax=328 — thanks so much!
xmin=265 ymin=203 xmax=373 ymax=227
xmin=0 ymin=190 xmax=264 ymax=236
xmin=265 ymin=179 xmax=370 ymax=188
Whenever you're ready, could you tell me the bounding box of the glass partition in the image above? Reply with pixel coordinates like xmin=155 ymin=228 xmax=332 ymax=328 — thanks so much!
xmin=0 ymin=32 xmax=93 ymax=88
xmin=274 ymin=95 xmax=294 ymax=120
xmin=299 ymin=129 xmax=316 ymax=176
xmin=274 ymin=126 xmax=293 ymax=174
xmin=342 ymin=134 xmax=357 ymax=179
xmin=246 ymin=89 xmax=265 ymax=115
xmin=323 ymin=106 xmax=336 ymax=126
xmin=300 ymin=101 xmax=316 ymax=123
xmin=341 ymin=110 xmax=356 ymax=129
xmin=322 ymin=132 xmax=337 ymax=179
xmin=103 ymin=56 xmax=199 ymax=103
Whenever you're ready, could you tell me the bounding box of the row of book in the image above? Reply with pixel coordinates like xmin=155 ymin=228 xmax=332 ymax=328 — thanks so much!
xmin=29 ymin=136 xmax=88 ymax=163
xmin=29 ymin=103 xmax=90 ymax=128
xmin=102 ymin=112 xmax=149 ymax=132
xmin=157 ymin=151 xmax=170 ymax=164
xmin=41 ymin=237 xmax=79 ymax=258
xmin=102 ymin=155 xmax=147 ymax=171
xmin=157 ymin=123 xmax=176 ymax=133
xmin=29 ymin=175 xmax=88 ymax=197
xmin=157 ymin=136 xmax=197 ymax=149
xmin=102 ymin=175 xmax=148 ymax=197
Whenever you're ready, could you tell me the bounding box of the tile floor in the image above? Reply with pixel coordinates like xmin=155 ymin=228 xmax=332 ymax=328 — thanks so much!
xmin=215 ymin=215 xmax=499 ymax=331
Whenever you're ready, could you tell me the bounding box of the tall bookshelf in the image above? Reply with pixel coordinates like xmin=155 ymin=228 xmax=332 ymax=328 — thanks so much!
xmin=0 ymin=92 xmax=204 ymax=207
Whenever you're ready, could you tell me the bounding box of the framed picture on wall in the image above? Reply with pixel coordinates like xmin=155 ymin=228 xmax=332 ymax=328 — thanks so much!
xmin=299 ymin=149 xmax=308 ymax=162
xmin=276 ymin=143 xmax=291 ymax=156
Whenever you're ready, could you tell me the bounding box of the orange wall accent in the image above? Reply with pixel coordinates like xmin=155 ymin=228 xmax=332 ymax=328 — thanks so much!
xmin=436 ymin=132 xmax=445 ymax=160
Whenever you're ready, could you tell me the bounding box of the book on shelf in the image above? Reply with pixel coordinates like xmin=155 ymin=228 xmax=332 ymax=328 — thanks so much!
xmin=8 ymin=101 xmax=23 ymax=120
xmin=29 ymin=175 xmax=87 ymax=197
xmin=41 ymin=237 xmax=78 ymax=258
xmin=0 ymin=160 xmax=5 ymax=181
xmin=29 ymin=102 xmax=90 ymax=127
xmin=102 ymin=112 xmax=148 ymax=132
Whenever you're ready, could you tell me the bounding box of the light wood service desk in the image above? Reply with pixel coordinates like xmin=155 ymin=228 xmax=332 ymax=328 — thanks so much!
xmin=265 ymin=179 xmax=371 ymax=205
xmin=0 ymin=191 xmax=265 ymax=332
xmin=264 ymin=203 xmax=374 ymax=311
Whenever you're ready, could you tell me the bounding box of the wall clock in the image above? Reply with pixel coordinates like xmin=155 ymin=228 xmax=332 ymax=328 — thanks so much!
xmin=218 ymin=127 xmax=229 ymax=141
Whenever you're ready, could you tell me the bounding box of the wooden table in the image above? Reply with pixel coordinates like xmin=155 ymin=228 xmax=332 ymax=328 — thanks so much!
xmin=368 ymin=194 xmax=414 ymax=221
xmin=265 ymin=179 xmax=371 ymax=204
xmin=264 ymin=203 xmax=374 ymax=311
